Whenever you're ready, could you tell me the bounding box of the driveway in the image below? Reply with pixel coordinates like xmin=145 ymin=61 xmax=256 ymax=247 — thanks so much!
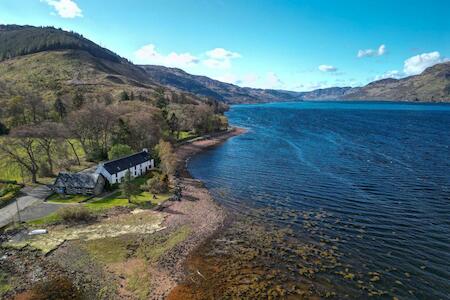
xmin=0 ymin=185 xmax=54 ymax=228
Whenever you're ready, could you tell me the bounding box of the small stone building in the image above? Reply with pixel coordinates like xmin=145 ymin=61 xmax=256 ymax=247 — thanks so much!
xmin=53 ymin=172 xmax=106 ymax=195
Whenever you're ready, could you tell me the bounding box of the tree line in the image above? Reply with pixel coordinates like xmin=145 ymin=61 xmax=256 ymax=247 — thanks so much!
xmin=0 ymin=90 xmax=228 ymax=183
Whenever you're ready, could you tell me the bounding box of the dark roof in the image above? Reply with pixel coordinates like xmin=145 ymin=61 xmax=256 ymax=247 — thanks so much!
xmin=54 ymin=172 xmax=102 ymax=189
xmin=102 ymin=151 xmax=150 ymax=175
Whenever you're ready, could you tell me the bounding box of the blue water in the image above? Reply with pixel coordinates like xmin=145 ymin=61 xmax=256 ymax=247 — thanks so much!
xmin=188 ymin=101 xmax=450 ymax=299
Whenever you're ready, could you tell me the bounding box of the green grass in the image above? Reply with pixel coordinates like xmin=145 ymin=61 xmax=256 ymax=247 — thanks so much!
xmin=177 ymin=130 xmax=197 ymax=141
xmin=47 ymin=193 xmax=90 ymax=203
xmin=28 ymin=213 xmax=62 ymax=226
xmin=84 ymin=236 xmax=131 ymax=264
xmin=0 ymin=271 xmax=12 ymax=297
xmin=136 ymin=226 xmax=191 ymax=262
xmin=85 ymin=190 xmax=171 ymax=212
xmin=0 ymin=137 xmax=87 ymax=183
xmin=85 ymin=193 xmax=130 ymax=212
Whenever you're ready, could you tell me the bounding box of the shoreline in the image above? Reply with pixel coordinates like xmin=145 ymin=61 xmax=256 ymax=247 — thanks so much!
xmin=149 ymin=127 xmax=247 ymax=298
xmin=0 ymin=127 xmax=247 ymax=299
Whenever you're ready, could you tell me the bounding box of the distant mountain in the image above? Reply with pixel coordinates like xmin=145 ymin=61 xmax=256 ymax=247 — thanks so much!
xmin=343 ymin=62 xmax=450 ymax=102
xmin=140 ymin=65 xmax=359 ymax=104
xmin=1 ymin=24 xmax=448 ymax=104
xmin=140 ymin=65 xmax=303 ymax=103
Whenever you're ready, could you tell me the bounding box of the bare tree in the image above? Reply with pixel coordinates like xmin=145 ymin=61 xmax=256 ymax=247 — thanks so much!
xmin=0 ymin=134 xmax=41 ymax=183
xmin=65 ymin=103 xmax=118 ymax=160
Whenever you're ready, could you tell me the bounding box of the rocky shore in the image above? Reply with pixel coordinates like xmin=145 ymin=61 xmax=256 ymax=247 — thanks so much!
xmin=151 ymin=127 xmax=247 ymax=298
xmin=0 ymin=127 xmax=246 ymax=300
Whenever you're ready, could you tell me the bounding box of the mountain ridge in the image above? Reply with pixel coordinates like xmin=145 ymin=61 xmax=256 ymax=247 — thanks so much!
xmin=1 ymin=24 xmax=449 ymax=103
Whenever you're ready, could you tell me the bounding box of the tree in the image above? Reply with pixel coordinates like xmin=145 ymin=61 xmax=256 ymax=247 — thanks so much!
xmin=155 ymin=139 xmax=177 ymax=175
xmin=168 ymin=113 xmax=180 ymax=138
xmin=108 ymin=144 xmax=133 ymax=160
xmin=5 ymin=94 xmax=48 ymax=127
xmin=119 ymin=171 xmax=138 ymax=204
xmin=111 ymin=118 xmax=132 ymax=146
xmin=23 ymin=122 xmax=64 ymax=175
xmin=120 ymin=91 xmax=130 ymax=101
xmin=54 ymin=98 xmax=67 ymax=120
xmin=0 ymin=122 xmax=9 ymax=135
xmin=72 ymin=92 xmax=84 ymax=109
xmin=141 ymin=174 xmax=169 ymax=194
xmin=65 ymin=103 xmax=118 ymax=161
xmin=0 ymin=134 xmax=41 ymax=183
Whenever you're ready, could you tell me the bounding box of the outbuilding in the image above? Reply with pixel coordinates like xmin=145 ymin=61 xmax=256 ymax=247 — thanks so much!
xmin=53 ymin=172 xmax=106 ymax=195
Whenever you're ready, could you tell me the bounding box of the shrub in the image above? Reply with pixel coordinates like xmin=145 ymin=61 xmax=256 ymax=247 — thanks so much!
xmin=38 ymin=162 xmax=52 ymax=177
xmin=29 ymin=276 xmax=83 ymax=300
xmin=57 ymin=205 xmax=91 ymax=223
xmin=108 ymin=144 xmax=133 ymax=160
xmin=0 ymin=184 xmax=22 ymax=208
xmin=142 ymin=174 xmax=169 ymax=194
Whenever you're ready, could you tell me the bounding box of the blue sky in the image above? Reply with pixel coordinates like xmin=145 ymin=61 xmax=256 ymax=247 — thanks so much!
xmin=1 ymin=0 xmax=449 ymax=91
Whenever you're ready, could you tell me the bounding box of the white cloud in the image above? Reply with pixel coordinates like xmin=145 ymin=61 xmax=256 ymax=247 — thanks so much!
xmin=318 ymin=64 xmax=337 ymax=72
xmin=203 ymin=58 xmax=231 ymax=69
xmin=134 ymin=44 xmax=199 ymax=68
xmin=236 ymin=73 xmax=259 ymax=87
xmin=295 ymin=81 xmax=330 ymax=92
xmin=357 ymin=44 xmax=386 ymax=58
xmin=203 ymin=48 xmax=241 ymax=69
xmin=374 ymin=70 xmax=401 ymax=81
xmin=42 ymin=0 xmax=83 ymax=18
xmin=403 ymin=51 xmax=448 ymax=76
xmin=206 ymin=48 xmax=241 ymax=60
xmin=265 ymin=72 xmax=283 ymax=89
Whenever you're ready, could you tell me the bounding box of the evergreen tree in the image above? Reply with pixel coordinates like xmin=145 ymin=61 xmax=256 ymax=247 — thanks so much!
xmin=72 ymin=93 xmax=84 ymax=109
xmin=54 ymin=98 xmax=66 ymax=119
xmin=120 ymin=91 xmax=130 ymax=101
xmin=168 ymin=113 xmax=179 ymax=137
xmin=119 ymin=171 xmax=138 ymax=204
xmin=0 ymin=122 xmax=9 ymax=135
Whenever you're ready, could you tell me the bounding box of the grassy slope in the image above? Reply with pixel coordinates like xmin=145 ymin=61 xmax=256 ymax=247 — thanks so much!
xmin=344 ymin=62 xmax=450 ymax=101
xmin=0 ymin=50 xmax=155 ymax=103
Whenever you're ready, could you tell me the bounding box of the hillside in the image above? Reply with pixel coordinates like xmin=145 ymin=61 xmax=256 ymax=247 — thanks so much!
xmin=343 ymin=62 xmax=450 ymax=102
xmin=140 ymin=65 xmax=304 ymax=104
xmin=1 ymin=25 xmax=448 ymax=105
xmin=0 ymin=25 xmax=122 ymax=63
xmin=141 ymin=65 xmax=357 ymax=103
xmin=0 ymin=26 xmax=211 ymax=107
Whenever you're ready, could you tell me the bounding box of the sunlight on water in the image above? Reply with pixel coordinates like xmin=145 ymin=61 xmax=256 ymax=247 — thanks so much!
xmin=184 ymin=102 xmax=450 ymax=299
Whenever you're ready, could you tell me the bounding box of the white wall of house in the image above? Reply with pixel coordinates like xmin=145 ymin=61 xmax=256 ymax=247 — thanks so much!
xmin=95 ymin=159 xmax=155 ymax=184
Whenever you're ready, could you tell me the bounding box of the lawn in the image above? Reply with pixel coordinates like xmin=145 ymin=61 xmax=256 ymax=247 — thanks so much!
xmin=177 ymin=130 xmax=197 ymax=141
xmin=27 ymin=213 xmax=62 ymax=226
xmin=47 ymin=193 xmax=91 ymax=204
xmin=0 ymin=138 xmax=88 ymax=184
xmin=27 ymin=173 xmax=172 ymax=225
xmin=86 ymin=190 xmax=171 ymax=212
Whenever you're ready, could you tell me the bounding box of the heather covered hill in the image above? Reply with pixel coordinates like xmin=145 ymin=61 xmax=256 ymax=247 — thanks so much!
xmin=343 ymin=62 xmax=450 ymax=102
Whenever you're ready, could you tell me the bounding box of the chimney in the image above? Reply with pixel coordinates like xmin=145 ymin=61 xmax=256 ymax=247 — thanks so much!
xmin=142 ymin=148 xmax=148 ymax=153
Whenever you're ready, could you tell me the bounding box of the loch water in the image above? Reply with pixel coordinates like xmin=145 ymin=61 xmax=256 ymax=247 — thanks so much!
xmin=187 ymin=101 xmax=450 ymax=299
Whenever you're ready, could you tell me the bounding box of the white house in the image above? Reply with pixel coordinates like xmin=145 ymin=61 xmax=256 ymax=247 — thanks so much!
xmin=95 ymin=149 xmax=154 ymax=184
